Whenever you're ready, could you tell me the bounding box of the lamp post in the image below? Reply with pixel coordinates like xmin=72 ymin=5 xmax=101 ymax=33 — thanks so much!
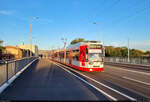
xmin=61 ymin=38 xmax=67 ymax=63
xmin=128 ymin=38 xmax=130 ymax=63
xmin=30 ymin=16 xmax=39 ymax=57
xmin=93 ymin=22 xmax=100 ymax=42
xmin=103 ymin=41 xmax=105 ymax=57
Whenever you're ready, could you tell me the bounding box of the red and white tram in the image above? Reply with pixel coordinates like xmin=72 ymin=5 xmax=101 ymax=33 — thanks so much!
xmin=51 ymin=41 xmax=104 ymax=72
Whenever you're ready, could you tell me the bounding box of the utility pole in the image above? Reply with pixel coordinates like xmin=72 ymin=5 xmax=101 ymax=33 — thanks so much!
xmin=30 ymin=16 xmax=32 ymax=57
xmin=61 ymin=38 xmax=67 ymax=63
xmin=103 ymin=41 xmax=105 ymax=57
xmin=29 ymin=16 xmax=38 ymax=57
xmin=128 ymin=38 xmax=130 ymax=63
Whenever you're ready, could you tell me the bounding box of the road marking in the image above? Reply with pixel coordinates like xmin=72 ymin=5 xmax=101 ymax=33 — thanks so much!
xmin=106 ymin=65 xmax=150 ymax=76
xmin=53 ymin=61 xmax=136 ymax=101
xmin=122 ymin=76 xmax=150 ymax=86
xmin=53 ymin=62 xmax=117 ymax=101
xmin=0 ymin=58 xmax=38 ymax=94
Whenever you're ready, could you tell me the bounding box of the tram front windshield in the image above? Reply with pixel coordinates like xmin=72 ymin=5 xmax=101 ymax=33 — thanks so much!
xmin=89 ymin=53 xmax=103 ymax=61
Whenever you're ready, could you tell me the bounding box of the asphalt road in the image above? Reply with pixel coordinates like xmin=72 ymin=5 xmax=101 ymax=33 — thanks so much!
xmin=0 ymin=59 xmax=108 ymax=101
xmin=0 ymin=58 xmax=149 ymax=101
xmin=52 ymin=60 xmax=150 ymax=102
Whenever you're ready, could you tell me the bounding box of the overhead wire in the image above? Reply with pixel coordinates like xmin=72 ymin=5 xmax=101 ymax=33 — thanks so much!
xmin=110 ymin=1 xmax=150 ymax=26
xmin=93 ymin=0 xmax=121 ymax=20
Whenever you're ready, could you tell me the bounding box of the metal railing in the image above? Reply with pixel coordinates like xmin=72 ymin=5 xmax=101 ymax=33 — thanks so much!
xmin=104 ymin=57 xmax=150 ymax=65
xmin=0 ymin=57 xmax=37 ymax=87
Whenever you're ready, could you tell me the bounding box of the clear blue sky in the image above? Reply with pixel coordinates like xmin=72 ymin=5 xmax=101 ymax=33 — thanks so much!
xmin=0 ymin=0 xmax=150 ymax=50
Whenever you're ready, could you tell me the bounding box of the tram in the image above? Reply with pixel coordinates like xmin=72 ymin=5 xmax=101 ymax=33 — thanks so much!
xmin=51 ymin=41 xmax=104 ymax=72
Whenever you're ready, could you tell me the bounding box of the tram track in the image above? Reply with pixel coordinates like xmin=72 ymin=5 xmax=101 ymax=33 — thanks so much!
xmin=105 ymin=62 xmax=150 ymax=72
xmin=51 ymin=60 xmax=138 ymax=101
xmin=88 ymin=71 xmax=150 ymax=100
xmin=51 ymin=59 xmax=150 ymax=102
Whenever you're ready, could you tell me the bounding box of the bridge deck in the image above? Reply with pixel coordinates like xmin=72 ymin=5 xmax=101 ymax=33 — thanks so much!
xmin=0 ymin=59 xmax=107 ymax=100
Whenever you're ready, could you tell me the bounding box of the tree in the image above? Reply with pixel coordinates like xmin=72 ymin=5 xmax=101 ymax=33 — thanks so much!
xmin=144 ymin=51 xmax=150 ymax=55
xmin=0 ymin=40 xmax=4 ymax=60
xmin=130 ymin=49 xmax=143 ymax=58
xmin=105 ymin=46 xmax=113 ymax=57
xmin=0 ymin=40 xmax=3 ymax=45
xmin=105 ymin=46 xmax=145 ymax=58
xmin=70 ymin=38 xmax=85 ymax=45
xmin=121 ymin=47 xmax=128 ymax=57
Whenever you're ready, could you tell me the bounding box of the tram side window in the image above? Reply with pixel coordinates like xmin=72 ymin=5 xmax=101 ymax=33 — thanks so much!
xmin=57 ymin=52 xmax=59 ymax=58
xmin=72 ymin=49 xmax=79 ymax=61
xmin=71 ymin=50 xmax=74 ymax=60
xmin=75 ymin=49 xmax=79 ymax=61
xmin=86 ymin=48 xmax=88 ymax=61
xmin=66 ymin=51 xmax=69 ymax=59
xmin=82 ymin=50 xmax=85 ymax=61
xmin=54 ymin=53 xmax=57 ymax=57
xmin=60 ymin=52 xmax=64 ymax=58
xmin=76 ymin=51 xmax=79 ymax=61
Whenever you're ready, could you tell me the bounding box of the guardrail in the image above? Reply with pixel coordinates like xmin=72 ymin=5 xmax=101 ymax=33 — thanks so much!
xmin=0 ymin=57 xmax=37 ymax=87
xmin=104 ymin=57 xmax=150 ymax=65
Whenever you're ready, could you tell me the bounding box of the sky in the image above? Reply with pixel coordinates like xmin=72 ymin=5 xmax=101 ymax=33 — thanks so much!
xmin=0 ymin=0 xmax=150 ymax=51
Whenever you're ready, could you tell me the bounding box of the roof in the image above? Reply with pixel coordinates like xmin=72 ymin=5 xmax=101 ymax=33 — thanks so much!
xmin=52 ymin=40 xmax=103 ymax=52
xmin=67 ymin=40 xmax=102 ymax=50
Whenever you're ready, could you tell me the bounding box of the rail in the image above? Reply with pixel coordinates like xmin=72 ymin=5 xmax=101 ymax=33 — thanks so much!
xmin=0 ymin=57 xmax=37 ymax=87
xmin=104 ymin=57 xmax=150 ymax=65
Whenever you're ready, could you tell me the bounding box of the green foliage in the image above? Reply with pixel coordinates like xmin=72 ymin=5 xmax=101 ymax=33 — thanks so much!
xmin=70 ymin=38 xmax=85 ymax=45
xmin=105 ymin=46 xmax=146 ymax=57
xmin=130 ymin=49 xmax=143 ymax=58
xmin=121 ymin=47 xmax=128 ymax=57
xmin=0 ymin=40 xmax=4 ymax=60
xmin=0 ymin=40 xmax=3 ymax=45
xmin=144 ymin=51 xmax=150 ymax=55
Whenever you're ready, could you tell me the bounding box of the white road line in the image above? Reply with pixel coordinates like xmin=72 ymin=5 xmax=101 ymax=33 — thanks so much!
xmin=0 ymin=58 xmax=38 ymax=94
xmin=53 ymin=62 xmax=117 ymax=101
xmin=106 ymin=65 xmax=150 ymax=76
xmin=54 ymin=61 xmax=136 ymax=101
xmin=122 ymin=76 xmax=150 ymax=86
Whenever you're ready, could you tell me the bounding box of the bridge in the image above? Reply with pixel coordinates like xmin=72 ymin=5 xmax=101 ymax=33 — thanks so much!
xmin=0 ymin=57 xmax=150 ymax=101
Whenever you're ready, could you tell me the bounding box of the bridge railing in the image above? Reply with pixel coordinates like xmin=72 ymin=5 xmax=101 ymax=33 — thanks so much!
xmin=0 ymin=57 xmax=37 ymax=87
xmin=104 ymin=57 xmax=150 ymax=65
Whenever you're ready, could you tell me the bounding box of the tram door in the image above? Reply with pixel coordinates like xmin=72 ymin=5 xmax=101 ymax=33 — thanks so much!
xmin=80 ymin=45 xmax=88 ymax=66
xmin=69 ymin=50 xmax=72 ymax=64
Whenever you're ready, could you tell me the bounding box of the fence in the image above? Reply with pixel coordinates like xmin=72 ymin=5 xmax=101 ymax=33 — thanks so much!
xmin=104 ymin=57 xmax=150 ymax=65
xmin=0 ymin=57 xmax=37 ymax=87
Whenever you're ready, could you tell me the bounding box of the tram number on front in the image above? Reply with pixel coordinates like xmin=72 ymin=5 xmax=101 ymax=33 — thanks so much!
xmin=89 ymin=44 xmax=102 ymax=49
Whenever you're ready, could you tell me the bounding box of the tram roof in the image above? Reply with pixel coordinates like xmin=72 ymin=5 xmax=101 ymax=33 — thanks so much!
xmin=67 ymin=40 xmax=102 ymax=50
xmin=52 ymin=41 xmax=102 ymax=52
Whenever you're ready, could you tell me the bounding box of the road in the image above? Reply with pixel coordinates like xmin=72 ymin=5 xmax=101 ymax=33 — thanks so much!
xmin=53 ymin=60 xmax=150 ymax=101
xmin=0 ymin=58 xmax=149 ymax=101
xmin=0 ymin=59 xmax=107 ymax=101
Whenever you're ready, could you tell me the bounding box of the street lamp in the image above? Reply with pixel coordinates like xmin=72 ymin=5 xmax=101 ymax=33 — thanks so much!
xmin=128 ymin=38 xmax=130 ymax=63
xmin=61 ymin=38 xmax=67 ymax=63
xmin=30 ymin=16 xmax=39 ymax=57
xmin=93 ymin=22 xmax=100 ymax=42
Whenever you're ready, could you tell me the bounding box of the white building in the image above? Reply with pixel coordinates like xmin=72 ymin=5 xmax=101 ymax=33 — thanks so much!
xmin=18 ymin=43 xmax=38 ymax=57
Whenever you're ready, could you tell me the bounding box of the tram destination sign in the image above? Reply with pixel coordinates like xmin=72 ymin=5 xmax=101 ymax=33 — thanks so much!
xmin=89 ymin=44 xmax=102 ymax=49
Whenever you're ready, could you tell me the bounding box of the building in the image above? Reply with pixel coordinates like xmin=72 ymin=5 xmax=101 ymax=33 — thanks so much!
xmin=4 ymin=46 xmax=28 ymax=59
xmin=0 ymin=46 xmax=4 ymax=60
xmin=38 ymin=50 xmax=51 ymax=58
xmin=18 ymin=43 xmax=38 ymax=57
